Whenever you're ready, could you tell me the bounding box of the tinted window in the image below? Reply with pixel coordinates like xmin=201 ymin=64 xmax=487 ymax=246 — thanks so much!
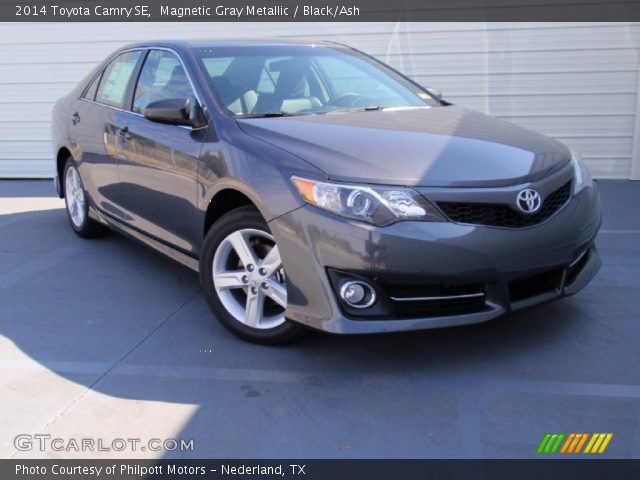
xmin=256 ymin=57 xmax=288 ymax=94
xmin=195 ymin=45 xmax=439 ymax=116
xmin=315 ymin=56 xmax=406 ymax=103
xmin=201 ymin=57 xmax=233 ymax=78
xmin=133 ymin=50 xmax=195 ymax=114
xmin=95 ymin=50 xmax=142 ymax=109
xmin=83 ymin=73 xmax=101 ymax=101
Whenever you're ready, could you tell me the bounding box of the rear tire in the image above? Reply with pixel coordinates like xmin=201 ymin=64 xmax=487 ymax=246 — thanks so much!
xmin=63 ymin=158 xmax=108 ymax=238
xmin=199 ymin=206 xmax=306 ymax=345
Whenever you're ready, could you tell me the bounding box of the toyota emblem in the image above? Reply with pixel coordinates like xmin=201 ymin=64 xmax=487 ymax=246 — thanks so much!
xmin=517 ymin=189 xmax=542 ymax=213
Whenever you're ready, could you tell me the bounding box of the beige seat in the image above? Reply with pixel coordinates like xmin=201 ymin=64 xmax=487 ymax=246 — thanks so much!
xmin=272 ymin=59 xmax=321 ymax=113
xmin=280 ymin=97 xmax=321 ymax=114
xmin=211 ymin=75 xmax=259 ymax=115
xmin=227 ymin=90 xmax=259 ymax=115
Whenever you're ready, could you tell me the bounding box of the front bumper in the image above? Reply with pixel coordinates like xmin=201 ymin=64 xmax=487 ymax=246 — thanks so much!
xmin=54 ymin=172 xmax=62 ymax=198
xmin=269 ymin=186 xmax=601 ymax=334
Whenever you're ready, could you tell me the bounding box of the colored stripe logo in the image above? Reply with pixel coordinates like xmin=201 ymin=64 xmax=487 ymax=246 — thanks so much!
xmin=537 ymin=433 xmax=613 ymax=454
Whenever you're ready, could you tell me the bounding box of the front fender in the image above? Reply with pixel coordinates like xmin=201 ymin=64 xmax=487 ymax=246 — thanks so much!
xmin=202 ymin=176 xmax=280 ymax=225
xmin=198 ymin=130 xmax=325 ymax=224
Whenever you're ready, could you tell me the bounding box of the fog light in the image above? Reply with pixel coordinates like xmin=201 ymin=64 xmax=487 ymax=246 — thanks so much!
xmin=339 ymin=280 xmax=376 ymax=309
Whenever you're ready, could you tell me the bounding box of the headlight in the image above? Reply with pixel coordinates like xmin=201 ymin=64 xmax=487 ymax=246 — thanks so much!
xmin=291 ymin=176 xmax=444 ymax=226
xmin=571 ymin=150 xmax=593 ymax=195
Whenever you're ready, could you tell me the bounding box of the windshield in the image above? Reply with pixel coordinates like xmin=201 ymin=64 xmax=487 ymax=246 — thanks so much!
xmin=194 ymin=44 xmax=439 ymax=117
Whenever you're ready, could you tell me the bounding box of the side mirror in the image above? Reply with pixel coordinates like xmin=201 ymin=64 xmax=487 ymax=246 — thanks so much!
xmin=144 ymin=98 xmax=198 ymax=127
xmin=425 ymin=87 xmax=443 ymax=102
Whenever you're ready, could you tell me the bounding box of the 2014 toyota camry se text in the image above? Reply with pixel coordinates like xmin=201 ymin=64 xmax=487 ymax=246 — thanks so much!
xmin=51 ymin=39 xmax=601 ymax=344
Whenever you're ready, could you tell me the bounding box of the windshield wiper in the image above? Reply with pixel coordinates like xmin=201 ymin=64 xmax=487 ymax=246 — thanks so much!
xmin=237 ymin=111 xmax=309 ymax=119
xmin=325 ymin=106 xmax=384 ymax=115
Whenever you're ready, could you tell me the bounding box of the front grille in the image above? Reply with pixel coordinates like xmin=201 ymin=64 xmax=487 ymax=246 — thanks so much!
xmin=437 ymin=182 xmax=571 ymax=228
xmin=508 ymin=268 xmax=564 ymax=302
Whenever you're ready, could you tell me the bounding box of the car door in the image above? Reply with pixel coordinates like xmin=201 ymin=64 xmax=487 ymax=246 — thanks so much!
xmin=69 ymin=50 xmax=143 ymax=218
xmin=116 ymin=49 xmax=204 ymax=255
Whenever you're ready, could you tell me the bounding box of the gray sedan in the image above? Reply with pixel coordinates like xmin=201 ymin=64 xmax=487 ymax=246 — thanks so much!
xmin=51 ymin=39 xmax=601 ymax=343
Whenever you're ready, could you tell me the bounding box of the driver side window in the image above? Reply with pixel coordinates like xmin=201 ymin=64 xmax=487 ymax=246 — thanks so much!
xmin=133 ymin=50 xmax=196 ymax=114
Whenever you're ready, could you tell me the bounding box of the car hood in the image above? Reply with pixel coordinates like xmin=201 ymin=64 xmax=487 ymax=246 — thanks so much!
xmin=236 ymin=106 xmax=572 ymax=187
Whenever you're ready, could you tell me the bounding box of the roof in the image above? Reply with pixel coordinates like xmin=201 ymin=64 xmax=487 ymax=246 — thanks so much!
xmin=123 ymin=38 xmax=346 ymax=50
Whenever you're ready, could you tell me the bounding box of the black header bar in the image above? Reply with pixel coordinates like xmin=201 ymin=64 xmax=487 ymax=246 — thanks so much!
xmin=3 ymin=0 xmax=640 ymax=22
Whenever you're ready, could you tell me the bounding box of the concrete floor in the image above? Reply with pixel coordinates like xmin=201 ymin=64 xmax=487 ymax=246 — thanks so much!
xmin=0 ymin=179 xmax=638 ymax=459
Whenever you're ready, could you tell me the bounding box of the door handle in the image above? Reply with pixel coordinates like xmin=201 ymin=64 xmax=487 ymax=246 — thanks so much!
xmin=117 ymin=126 xmax=131 ymax=142
xmin=71 ymin=112 xmax=80 ymax=125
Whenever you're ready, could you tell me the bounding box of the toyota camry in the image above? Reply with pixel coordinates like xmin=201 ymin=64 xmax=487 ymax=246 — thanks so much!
xmin=51 ymin=39 xmax=602 ymax=344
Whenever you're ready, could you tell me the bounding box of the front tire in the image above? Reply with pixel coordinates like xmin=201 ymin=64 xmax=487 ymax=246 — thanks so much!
xmin=199 ymin=206 xmax=306 ymax=345
xmin=63 ymin=158 xmax=108 ymax=238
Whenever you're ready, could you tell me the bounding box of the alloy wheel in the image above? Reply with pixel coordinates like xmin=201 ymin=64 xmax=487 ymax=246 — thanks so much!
xmin=65 ymin=165 xmax=86 ymax=228
xmin=212 ymin=228 xmax=287 ymax=329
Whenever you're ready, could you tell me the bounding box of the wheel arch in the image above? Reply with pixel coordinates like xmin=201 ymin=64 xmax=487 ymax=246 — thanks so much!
xmin=56 ymin=147 xmax=73 ymax=198
xmin=203 ymin=183 xmax=270 ymax=237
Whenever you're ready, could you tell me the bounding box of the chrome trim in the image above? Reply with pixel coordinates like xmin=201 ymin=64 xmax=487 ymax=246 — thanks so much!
xmin=339 ymin=280 xmax=377 ymax=309
xmin=569 ymin=249 xmax=589 ymax=268
xmin=390 ymin=292 xmax=485 ymax=303
xmin=559 ymin=269 xmax=568 ymax=291
xmin=80 ymin=46 xmax=146 ymax=100
xmin=79 ymin=46 xmax=207 ymax=131
xmin=516 ymin=188 xmax=542 ymax=214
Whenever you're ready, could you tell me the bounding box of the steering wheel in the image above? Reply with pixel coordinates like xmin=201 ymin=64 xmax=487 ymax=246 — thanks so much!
xmin=326 ymin=92 xmax=363 ymax=108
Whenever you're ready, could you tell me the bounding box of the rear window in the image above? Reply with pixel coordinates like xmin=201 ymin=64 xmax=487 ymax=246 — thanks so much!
xmin=95 ymin=50 xmax=143 ymax=109
xmin=83 ymin=73 xmax=101 ymax=101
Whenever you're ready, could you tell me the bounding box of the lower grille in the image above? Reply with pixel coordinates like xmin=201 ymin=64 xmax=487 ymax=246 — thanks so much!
xmin=508 ymin=268 xmax=563 ymax=302
xmin=566 ymin=249 xmax=590 ymax=286
xmin=438 ymin=182 xmax=571 ymax=228
xmin=387 ymin=283 xmax=487 ymax=318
